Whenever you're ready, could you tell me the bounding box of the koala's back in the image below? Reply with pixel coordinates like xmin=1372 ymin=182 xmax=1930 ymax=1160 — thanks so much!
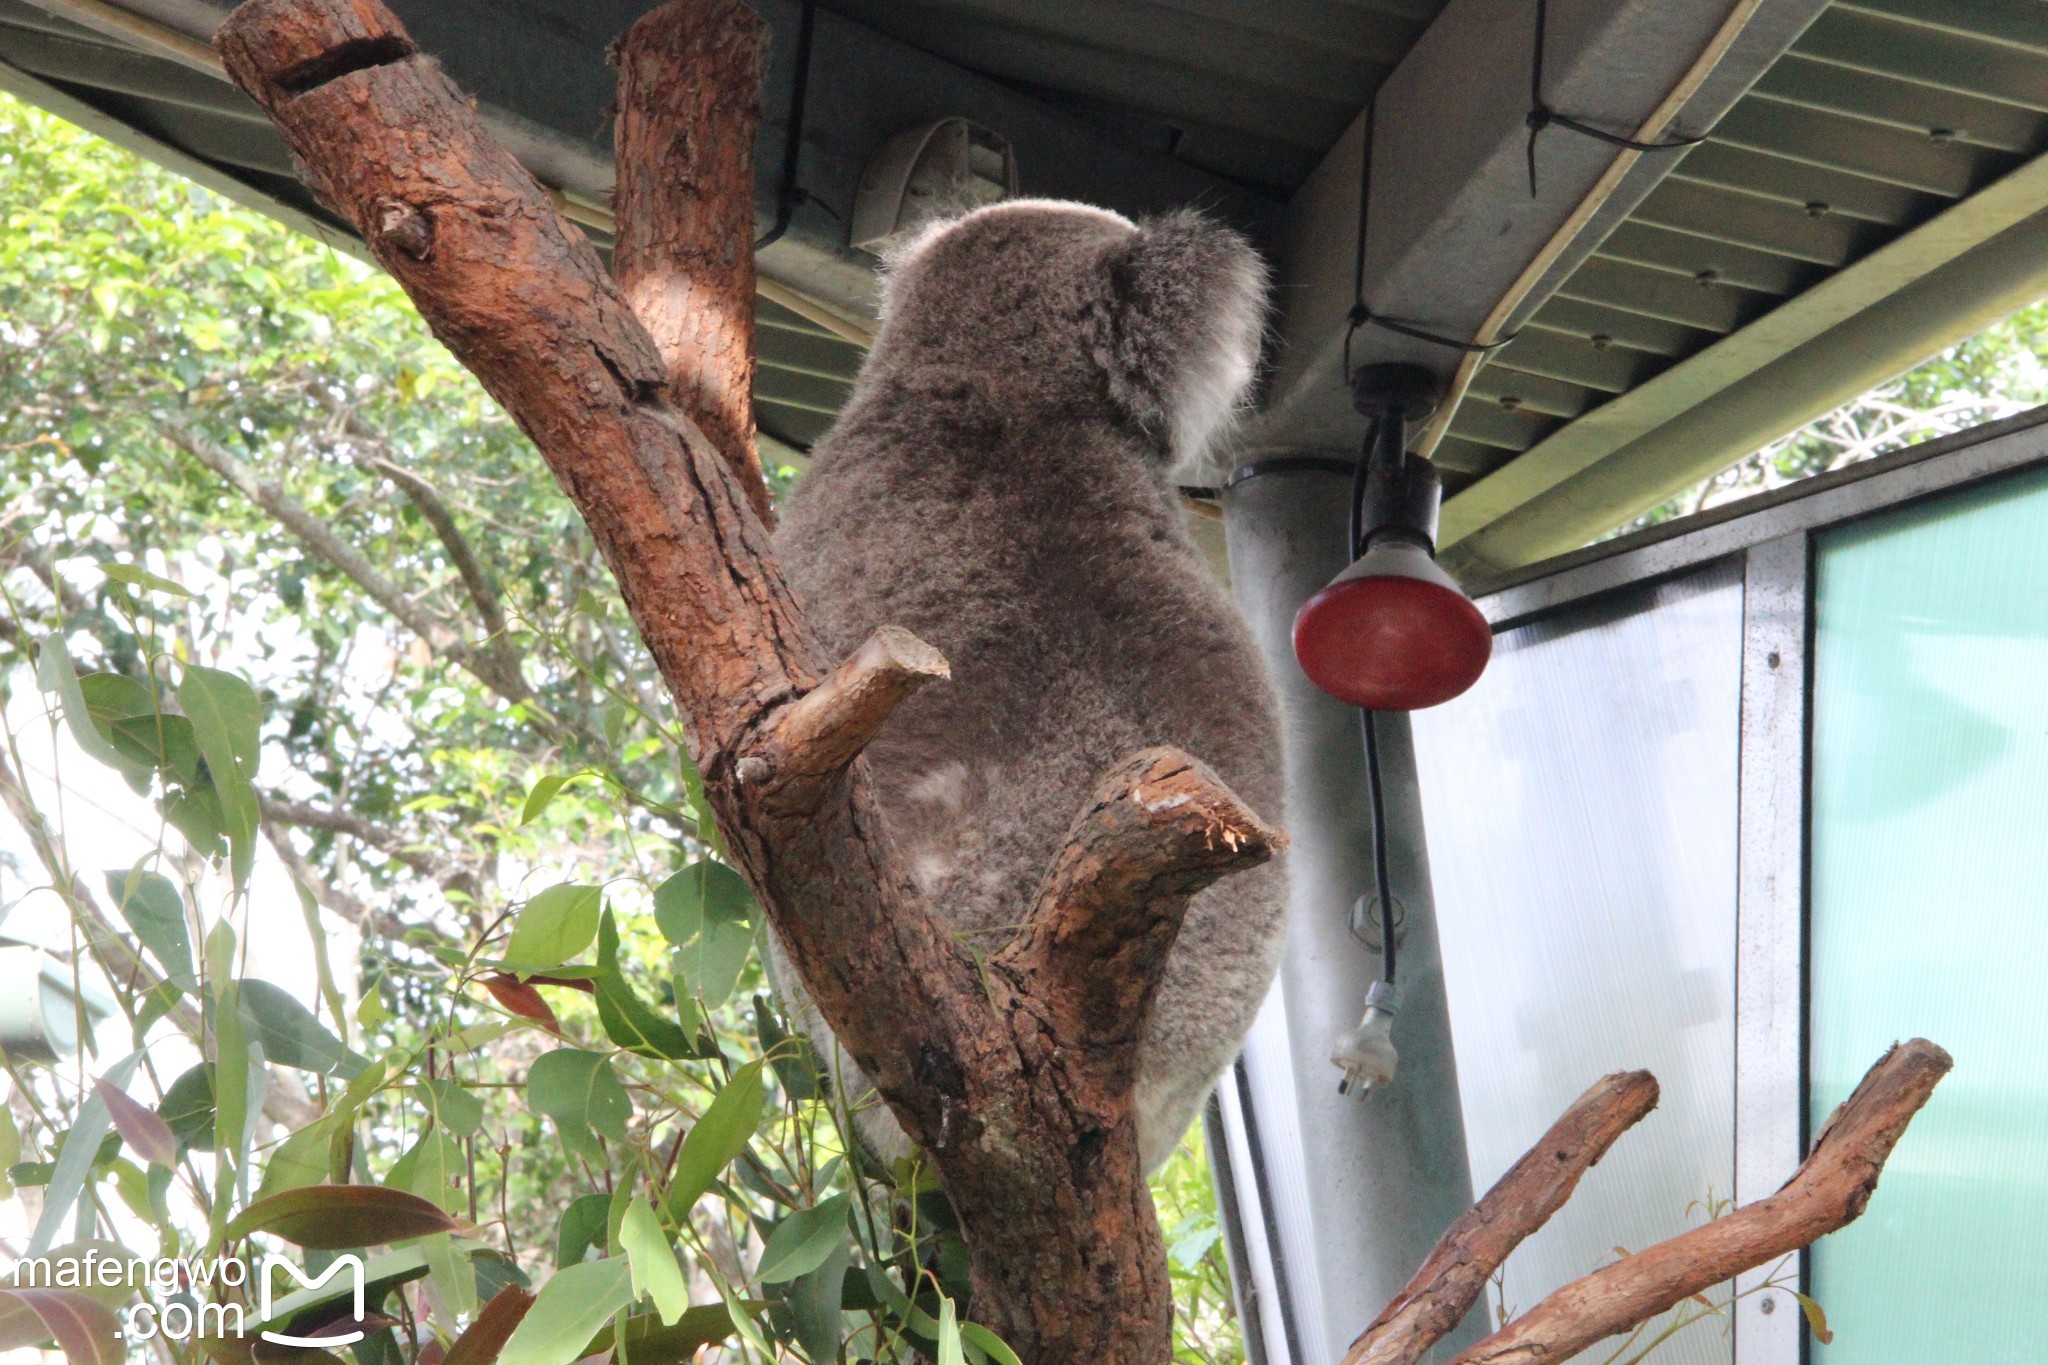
xmin=772 ymin=375 xmax=1289 ymax=1174
xmin=768 ymin=200 xmax=1286 ymax=1171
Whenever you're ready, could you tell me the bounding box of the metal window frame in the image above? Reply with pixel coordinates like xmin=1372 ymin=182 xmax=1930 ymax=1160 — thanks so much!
xmin=1457 ymin=403 xmax=2048 ymax=1364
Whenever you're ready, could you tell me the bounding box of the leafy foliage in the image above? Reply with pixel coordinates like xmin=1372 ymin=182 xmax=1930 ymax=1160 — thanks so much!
xmin=1623 ymin=302 xmax=2048 ymax=533
xmin=0 ymin=90 xmax=1244 ymax=1365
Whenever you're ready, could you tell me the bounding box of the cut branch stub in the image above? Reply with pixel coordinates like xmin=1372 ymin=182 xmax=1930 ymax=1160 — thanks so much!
xmin=1343 ymin=1070 xmax=1661 ymax=1365
xmin=1451 ymin=1038 xmax=1951 ymax=1365
xmin=998 ymin=748 xmax=1282 ymax=1068
xmin=611 ymin=0 xmax=776 ymax=526
xmin=748 ymin=625 xmax=951 ymax=814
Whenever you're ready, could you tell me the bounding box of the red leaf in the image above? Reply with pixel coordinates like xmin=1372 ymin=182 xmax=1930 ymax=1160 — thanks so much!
xmin=97 ymin=1078 xmax=179 ymax=1168
xmin=0 ymin=1289 xmax=123 ymax=1365
xmin=481 ymin=974 xmax=563 ymax=1033
xmin=444 ymin=1285 xmax=535 ymax=1365
xmin=519 ymin=974 xmax=596 ymax=995
xmin=226 ymin=1185 xmax=459 ymax=1249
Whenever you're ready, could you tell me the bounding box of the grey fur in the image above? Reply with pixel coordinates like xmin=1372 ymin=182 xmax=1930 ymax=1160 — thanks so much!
xmin=769 ymin=199 xmax=1286 ymax=1173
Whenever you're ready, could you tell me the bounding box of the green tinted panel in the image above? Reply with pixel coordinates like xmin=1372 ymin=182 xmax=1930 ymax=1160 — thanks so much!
xmin=1811 ymin=466 xmax=2048 ymax=1362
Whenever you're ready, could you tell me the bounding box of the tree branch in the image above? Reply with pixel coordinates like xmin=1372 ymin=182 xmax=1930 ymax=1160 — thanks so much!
xmin=260 ymin=813 xmax=415 ymax=941
xmin=260 ymin=792 xmax=482 ymax=901
xmin=1451 ymin=1040 xmax=1951 ymax=1365
xmin=611 ymin=0 xmax=776 ymax=527
xmin=362 ymin=450 xmax=523 ymax=685
xmin=1342 ymin=1071 xmax=1662 ymax=1365
xmin=997 ymin=749 xmax=1281 ymax=1070
xmin=159 ymin=414 xmax=529 ymax=701
xmin=745 ymin=625 xmax=949 ymax=814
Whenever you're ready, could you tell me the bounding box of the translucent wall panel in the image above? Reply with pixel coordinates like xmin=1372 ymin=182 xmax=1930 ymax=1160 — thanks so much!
xmin=1810 ymin=468 xmax=2048 ymax=1364
xmin=1414 ymin=562 xmax=1742 ymax=1365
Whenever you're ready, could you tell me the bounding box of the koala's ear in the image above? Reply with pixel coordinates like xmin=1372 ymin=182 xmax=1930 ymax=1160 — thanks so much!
xmin=1090 ymin=211 xmax=1268 ymax=467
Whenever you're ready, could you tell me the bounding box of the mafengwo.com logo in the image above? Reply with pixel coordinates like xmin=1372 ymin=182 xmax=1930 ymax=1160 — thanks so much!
xmin=12 ymin=1248 xmax=369 ymax=1345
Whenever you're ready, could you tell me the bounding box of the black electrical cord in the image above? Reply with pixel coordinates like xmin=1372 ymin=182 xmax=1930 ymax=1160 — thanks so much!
xmin=753 ymin=0 xmax=817 ymax=251
xmin=1524 ymin=0 xmax=1706 ymax=197
xmin=1347 ymin=412 xmax=1399 ymax=986
xmin=1362 ymin=708 xmax=1396 ymax=985
xmin=1343 ymin=97 xmax=1518 ymax=370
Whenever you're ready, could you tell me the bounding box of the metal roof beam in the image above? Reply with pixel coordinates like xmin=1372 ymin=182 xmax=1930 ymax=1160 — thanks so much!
xmin=1440 ymin=143 xmax=2048 ymax=573
xmin=1235 ymin=0 xmax=1831 ymax=469
xmin=7 ymin=0 xmax=1275 ymax=328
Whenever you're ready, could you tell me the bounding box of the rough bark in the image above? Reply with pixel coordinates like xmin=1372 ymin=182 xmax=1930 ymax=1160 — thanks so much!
xmin=1344 ymin=1070 xmax=1662 ymax=1365
xmin=212 ymin=5 xmax=1279 ymax=1359
xmin=746 ymin=625 xmax=951 ymax=815
xmin=611 ymin=0 xmax=776 ymax=527
xmin=1451 ymin=1040 xmax=1950 ymax=1365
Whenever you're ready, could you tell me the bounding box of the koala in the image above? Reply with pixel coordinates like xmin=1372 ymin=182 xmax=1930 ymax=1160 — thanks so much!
xmin=768 ymin=199 xmax=1286 ymax=1174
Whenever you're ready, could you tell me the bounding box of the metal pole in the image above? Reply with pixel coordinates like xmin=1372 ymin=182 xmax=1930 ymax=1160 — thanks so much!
xmin=1218 ymin=460 xmax=1480 ymax=1364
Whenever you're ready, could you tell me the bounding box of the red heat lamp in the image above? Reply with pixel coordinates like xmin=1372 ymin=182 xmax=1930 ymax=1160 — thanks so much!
xmin=1292 ymin=364 xmax=1492 ymax=712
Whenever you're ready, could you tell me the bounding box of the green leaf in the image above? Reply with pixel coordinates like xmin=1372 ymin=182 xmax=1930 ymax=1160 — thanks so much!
xmin=497 ymin=1259 xmax=635 ymax=1365
xmin=417 ymin=1079 xmax=484 ymax=1137
xmin=958 ymin=1322 xmax=1024 ymax=1365
xmin=36 ymin=634 xmax=149 ymax=784
xmin=225 ymin=1184 xmax=460 ymax=1249
xmin=754 ymin=995 xmax=821 ymax=1101
xmin=237 ymin=979 xmax=365 ymax=1076
xmin=502 ymin=884 xmax=604 ymax=972
xmin=593 ymin=910 xmax=693 ymax=1060
xmin=212 ymin=976 xmax=263 ymax=1195
xmin=390 ymin=1129 xmax=463 ymax=1213
xmin=652 ymin=861 xmax=754 ymax=946
xmin=103 ymin=867 xmax=197 ymax=993
xmin=754 ymin=1193 xmax=850 ymax=1284
xmin=663 ymin=1060 xmax=765 ymax=1221
xmin=1792 ymin=1292 xmax=1833 ymax=1345
xmin=520 ymin=773 xmax=590 ymax=826
xmin=157 ymin=1063 xmax=215 ymax=1152
xmin=554 ymin=1193 xmax=609 ymax=1268
xmin=618 ymin=1197 xmax=690 ymax=1327
xmin=256 ymin=1117 xmax=332 ymax=1201
xmin=177 ymin=664 xmax=262 ymax=886
xmin=656 ymin=863 xmax=755 ymax=1010
xmin=239 ymin=982 xmax=364 ymax=1080
xmin=27 ymin=1053 xmax=138 ymax=1256
xmin=423 ymin=1230 xmax=478 ymax=1325
xmin=788 ymin=1238 xmax=851 ymax=1364
xmin=937 ymin=1294 xmax=965 ymax=1365
xmin=526 ymin=1049 xmax=631 ymax=1161
xmin=101 ymin=562 xmax=195 ymax=598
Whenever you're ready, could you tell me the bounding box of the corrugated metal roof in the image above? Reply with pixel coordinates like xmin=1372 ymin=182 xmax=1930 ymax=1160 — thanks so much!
xmin=5 ymin=0 xmax=2047 ymax=552
xmin=815 ymin=0 xmax=1448 ymax=194
xmin=1435 ymin=0 xmax=2048 ymax=489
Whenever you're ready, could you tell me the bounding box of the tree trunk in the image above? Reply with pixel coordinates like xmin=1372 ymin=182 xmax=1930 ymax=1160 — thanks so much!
xmin=212 ymin=5 xmax=1277 ymax=1359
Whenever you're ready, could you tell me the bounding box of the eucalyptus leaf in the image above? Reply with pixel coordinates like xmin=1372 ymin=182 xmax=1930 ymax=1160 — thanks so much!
xmin=754 ymin=1193 xmax=851 ymax=1284
xmin=238 ymin=979 xmax=365 ymax=1076
xmin=27 ymin=1054 xmax=139 ymax=1256
xmin=496 ymin=1259 xmax=634 ymax=1365
xmin=526 ymin=1049 xmax=630 ymax=1160
xmin=177 ymin=665 xmax=262 ymax=886
xmin=502 ymin=884 xmax=603 ymax=972
xmin=554 ymin=1193 xmax=609 ymax=1268
xmin=663 ymin=1060 xmax=764 ymax=1222
xmin=36 ymin=635 xmax=149 ymax=784
xmin=593 ymin=910 xmax=693 ymax=1060
xmin=102 ymin=868 xmax=196 ymax=993
xmin=416 ymin=1079 xmax=484 ymax=1138
xmin=617 ymin=1196 xmax=690 ymax=1327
